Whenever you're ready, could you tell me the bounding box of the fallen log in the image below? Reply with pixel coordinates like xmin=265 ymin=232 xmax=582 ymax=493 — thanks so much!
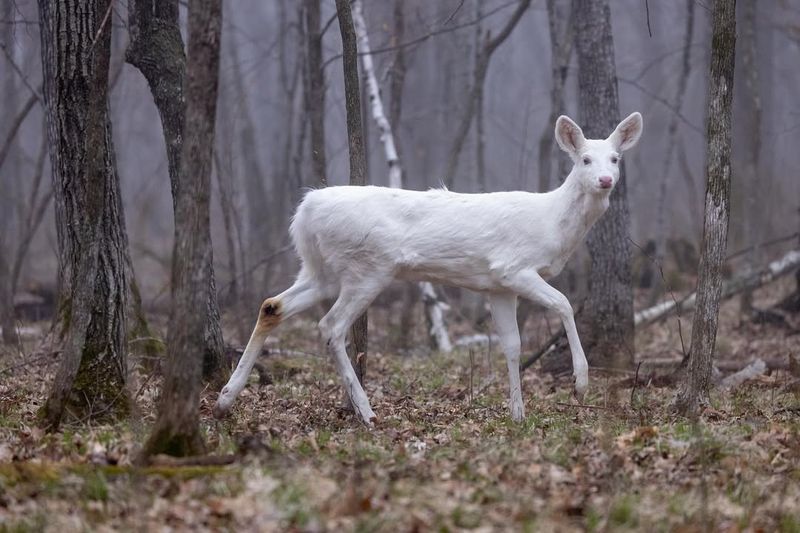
xmin=635 ymin=249 xmax=800 ymax=327
xmin=714 ymin=357 xmax=789 ymax=372
xmin=719 ymin=359 xmax=766 ymax=389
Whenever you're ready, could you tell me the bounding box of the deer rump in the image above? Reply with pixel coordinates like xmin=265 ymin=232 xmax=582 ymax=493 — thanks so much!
xmin=292 ymin=185 xmax=567 ymax=292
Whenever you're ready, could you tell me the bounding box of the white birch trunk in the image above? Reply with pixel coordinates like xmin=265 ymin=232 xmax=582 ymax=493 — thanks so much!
xmin=352 ymin=0 xmax=452 ymax=352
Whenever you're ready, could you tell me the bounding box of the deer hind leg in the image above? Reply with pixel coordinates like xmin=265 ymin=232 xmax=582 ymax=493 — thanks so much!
xmin=318 ymin=276 xmax=390 ymax=426
xmin=213 ymin=276 xmax=333 ymax=418
xmin=489 ymin=292 xmax=524 ymax=421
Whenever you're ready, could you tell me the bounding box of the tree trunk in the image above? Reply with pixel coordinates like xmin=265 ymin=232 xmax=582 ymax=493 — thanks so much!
xmin=305 ymin=0 xmax=327 ymax=186
xmin=0 ymin=5 xmax=19 ymax=345
xmin=474 ymin=0 xmax=486 ymax=193
xmin=0 ymin=248 xmax=16 ymax=345
xmin=38 ymin=0 xmax=130 ymax=428
xmin=572 ymin=0 xmax=634 ymax=369
xmin=126 ymin=0 xmax=226 ymax=383
xmin=140 ymin=0 xmax=224 ymax=459
xmin=336 ymin=0 xmax=368 ymax=383
xmin=389 ymin=0 xmax=406 ymax=155
xmin=675 ymin=0 xmax=737 ymax=416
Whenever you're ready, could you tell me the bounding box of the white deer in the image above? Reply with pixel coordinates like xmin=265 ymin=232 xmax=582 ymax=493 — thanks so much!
xmin=213 ymin=112 xmax=643 ymax=424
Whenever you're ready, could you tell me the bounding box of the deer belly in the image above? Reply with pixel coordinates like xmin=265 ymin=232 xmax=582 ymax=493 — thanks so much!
xmin=395 ymin=255 xmax=497 ymax=291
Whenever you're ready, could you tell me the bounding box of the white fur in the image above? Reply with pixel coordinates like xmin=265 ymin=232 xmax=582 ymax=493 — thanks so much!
xmin=214 ymin=113 xmax=643 ymax=424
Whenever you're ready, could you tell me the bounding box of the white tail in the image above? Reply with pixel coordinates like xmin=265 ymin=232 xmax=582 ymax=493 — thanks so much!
xmin=213 ymin=112 xmax=644 ymax=424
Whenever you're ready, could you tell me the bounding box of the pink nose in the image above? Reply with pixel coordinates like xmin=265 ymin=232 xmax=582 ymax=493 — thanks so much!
xmin=599 ymin=176 xmax=613 ymax=189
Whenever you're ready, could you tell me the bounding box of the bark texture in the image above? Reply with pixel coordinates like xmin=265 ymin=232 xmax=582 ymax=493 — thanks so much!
xmin=675 ymin=0 xmax=737 ymax=416
xmin=0 ymin=248 xmax=16 ymax=344
xmin=126 ymin=0 xmax=226 ymax=382
xmin=38 ymin=0 xmax=130 ymax=427
xmin=336 ymin=0 xmax=368 ymax=382
xmin=140 ymin=0 xmax=224 ymax=458
xmin=573 ymin=0 xmax=634 ymax=368
xmin=305 ymin=0 xmax=327 ymax=186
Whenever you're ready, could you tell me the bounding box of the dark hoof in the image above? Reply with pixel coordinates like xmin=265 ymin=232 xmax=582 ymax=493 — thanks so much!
xmin=212 ymin=403 xmax=230 ymax=420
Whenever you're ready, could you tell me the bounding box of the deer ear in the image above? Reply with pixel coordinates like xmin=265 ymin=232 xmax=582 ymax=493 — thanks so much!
xmin=609 ymin=112 xmax=643 ymax=152
xmin=555 ymin=115 xmax=585 ymax=155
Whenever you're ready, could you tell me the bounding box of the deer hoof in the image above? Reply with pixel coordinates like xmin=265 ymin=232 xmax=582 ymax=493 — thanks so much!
xmin=212 ymin=402 xmax=230 ymax=420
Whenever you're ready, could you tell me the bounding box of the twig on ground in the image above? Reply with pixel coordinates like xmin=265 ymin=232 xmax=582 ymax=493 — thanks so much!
xmin=554 ymin=401 xmax=607 ymax=410
xmin=631 ymin=361 xmax=643 ymax=405
xmin=147 ymin=454 xmax=237 ymax=467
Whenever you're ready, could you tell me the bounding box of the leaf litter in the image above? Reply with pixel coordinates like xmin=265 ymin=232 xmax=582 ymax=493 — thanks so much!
xmin=0 ymin=282 xmax=799 ymax=531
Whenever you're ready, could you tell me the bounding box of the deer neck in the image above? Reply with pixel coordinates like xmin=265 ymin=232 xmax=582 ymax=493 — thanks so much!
xmin=553 ymin=170 xmax=611 ymax=239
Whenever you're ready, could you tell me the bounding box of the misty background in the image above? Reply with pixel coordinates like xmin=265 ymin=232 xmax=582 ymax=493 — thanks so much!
xmin=2 ymin=0 xmax=799 ymax=343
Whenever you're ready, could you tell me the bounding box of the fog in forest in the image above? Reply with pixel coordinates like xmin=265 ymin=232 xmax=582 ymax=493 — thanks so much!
xmin=2 ymin=0 xmax=799 ymax=333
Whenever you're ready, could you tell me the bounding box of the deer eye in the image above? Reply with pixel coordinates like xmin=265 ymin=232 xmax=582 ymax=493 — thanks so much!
xmin=611 ymin=156 xmax=619 ymax=164
xmin=582 ymin=157 xmax=591 ymax=165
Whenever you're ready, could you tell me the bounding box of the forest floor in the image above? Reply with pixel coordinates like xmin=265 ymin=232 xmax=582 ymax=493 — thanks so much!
xmin=1 ymin=280 xmax=799 ymax=532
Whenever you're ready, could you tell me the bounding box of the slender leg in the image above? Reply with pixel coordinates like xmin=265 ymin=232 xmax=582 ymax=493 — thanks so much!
xmin=318 ymin=278 xmax=389 ymax=425
xmin=503 ymin=270 xmax=589 ymax=399
xmin=213 ymin=278 xmax=332 ymax=418
xmin=489 ymin=292 xmax=524 ymax=421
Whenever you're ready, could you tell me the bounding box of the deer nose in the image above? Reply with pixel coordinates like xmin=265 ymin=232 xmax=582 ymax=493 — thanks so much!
xmin=598 ymin=176 xmax=613 ymax=189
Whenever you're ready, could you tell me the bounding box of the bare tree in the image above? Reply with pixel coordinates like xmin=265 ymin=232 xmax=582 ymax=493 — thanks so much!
xmin=305 ymin=0 xmax=327 ymax=186
xmin=474 ymin=0 xmax=486 ymax=192
xmin=140 ymin=0 xmax=224 ymax=458
xmin=444 ymin=0 xmax=531 ymax=189
xmin=38 ymin=0 xmax=130 ymax=427
xmin=0 ymin=248 xmax=15 ymax=345
xmin=388 ymin=0 xmax=406 ymax=154
xmin=0 ymin=2 xmax=19 ymax=344
xmin=572 ymin=0 xmax=634 ymax=368
xmin=675 ymin=0 xmax=737 ymax=416
xmin=126 ymin=0 xmax=226 ymax=382
xmin=335 ymin=0 xmax=368 ymax=382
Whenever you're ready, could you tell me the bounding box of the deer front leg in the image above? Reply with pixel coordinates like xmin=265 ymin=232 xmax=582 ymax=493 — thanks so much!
xmin=505 ymin=270 xmax=589 ymax=401
xmin=489 ymin=292 xmax=524 ymax=421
